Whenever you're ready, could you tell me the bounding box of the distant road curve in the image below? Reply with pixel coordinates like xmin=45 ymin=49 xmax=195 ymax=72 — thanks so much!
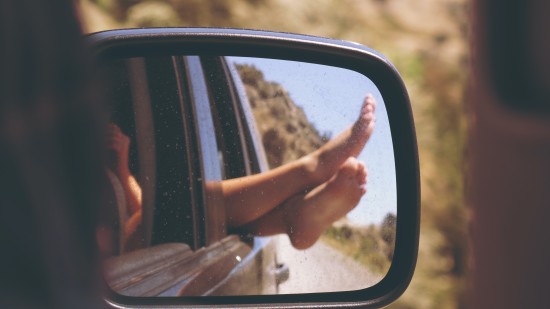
xmin=276 ymin=236 xmax=383 ymax=294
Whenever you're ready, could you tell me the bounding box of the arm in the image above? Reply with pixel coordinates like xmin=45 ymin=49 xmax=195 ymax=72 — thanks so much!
xmin=106 ymin=124 xmax=142 ymax=217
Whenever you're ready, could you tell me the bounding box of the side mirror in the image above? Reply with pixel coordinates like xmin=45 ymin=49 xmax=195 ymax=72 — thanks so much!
xmin=89 ymin=28 xmax=419 ymax=308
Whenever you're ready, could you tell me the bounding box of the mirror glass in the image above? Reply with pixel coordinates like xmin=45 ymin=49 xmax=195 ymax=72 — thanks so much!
xmin=97 ymin=55 xmax=396 ymax=297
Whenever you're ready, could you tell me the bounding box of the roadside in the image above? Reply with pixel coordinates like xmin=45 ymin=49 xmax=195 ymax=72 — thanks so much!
xmin=276 ymin=236 xmax=382 ymax=294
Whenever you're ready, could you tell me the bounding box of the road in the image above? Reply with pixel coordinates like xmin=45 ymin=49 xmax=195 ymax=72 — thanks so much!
xmin=275 ymin=236 xmax=383 ymax=294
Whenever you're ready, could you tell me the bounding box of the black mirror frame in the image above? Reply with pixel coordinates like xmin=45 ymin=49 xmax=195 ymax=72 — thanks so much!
xmin=88 ymin=28 xmax=420 ymax=309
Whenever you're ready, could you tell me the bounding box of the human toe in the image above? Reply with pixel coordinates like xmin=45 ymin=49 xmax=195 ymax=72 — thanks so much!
xmin=366 ymin=94 xmax=377 ymax=109
xmin=339 ymin=157 xmax=359 ymax=178
xmin=356 ymin=162 xmax=367 ymax=185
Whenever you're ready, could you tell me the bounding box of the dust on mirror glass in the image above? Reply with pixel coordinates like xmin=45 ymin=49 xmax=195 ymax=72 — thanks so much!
xmin=97 ymin=55 xmax=396 ymax=297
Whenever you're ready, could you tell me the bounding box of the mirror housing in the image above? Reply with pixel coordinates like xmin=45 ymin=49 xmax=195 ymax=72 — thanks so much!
xmin=88 ymin=28 xmax=419 ymax=308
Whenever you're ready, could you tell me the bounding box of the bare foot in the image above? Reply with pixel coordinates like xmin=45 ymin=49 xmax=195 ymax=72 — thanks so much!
xmin=301 ymin=94 xmax=376 ymax=185
xmin=284 ymin=157 xmax=368 ymax=250
xmin=353 ymin=94 xmax=377 ymax=139
xmin=221 ymin=96 xmax=375 ymax=229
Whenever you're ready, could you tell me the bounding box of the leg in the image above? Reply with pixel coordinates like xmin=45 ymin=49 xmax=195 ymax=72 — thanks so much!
xmin=240 ymin=157 xmax=368 ymax=250
xmin=224 ymin=95 xmax=375 ymax=227
xmin=301 ymin=94 xmax=376 ymax=184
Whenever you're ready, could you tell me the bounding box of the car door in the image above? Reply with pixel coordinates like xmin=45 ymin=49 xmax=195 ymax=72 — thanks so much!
xmin=100 ymin=54 xmax=283 ymax=298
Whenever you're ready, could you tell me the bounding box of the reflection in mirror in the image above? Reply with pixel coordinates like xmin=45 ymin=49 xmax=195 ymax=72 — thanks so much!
xmin=97 ymin=55 xmax=396 ymax=297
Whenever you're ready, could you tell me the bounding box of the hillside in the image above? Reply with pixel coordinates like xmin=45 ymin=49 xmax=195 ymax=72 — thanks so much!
xmin=235 ymin=64 xmax=328 ymax=167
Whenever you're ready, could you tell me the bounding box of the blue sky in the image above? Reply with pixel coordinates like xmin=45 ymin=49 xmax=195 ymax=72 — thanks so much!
xmin=229 ymin=57 xmax=396 ymax=225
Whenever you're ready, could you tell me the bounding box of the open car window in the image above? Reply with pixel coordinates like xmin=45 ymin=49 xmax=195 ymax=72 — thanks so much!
xmin=99 ymin=55 xmax=265 ymax=297
xmin=100 ymin=55 xmax=200 ymax=296
xmin=102 ymin=55 xmax=196 ymax=252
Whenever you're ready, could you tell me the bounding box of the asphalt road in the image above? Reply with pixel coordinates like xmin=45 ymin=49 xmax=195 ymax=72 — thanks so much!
xmin=275 ymin=236 xmax=383 ymax=294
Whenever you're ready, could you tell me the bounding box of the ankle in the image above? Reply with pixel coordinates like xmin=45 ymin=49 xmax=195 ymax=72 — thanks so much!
xmin=298 ymin=153 xmax=325 ymax=185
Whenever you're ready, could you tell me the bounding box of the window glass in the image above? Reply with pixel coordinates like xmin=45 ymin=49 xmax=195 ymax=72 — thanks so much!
xmin=201 ymin=56 xmax=248 ymax=180
xmin=145 ymin=56 xmax=197 ymax=248
xmin=99 ymin=56 xmax=197 ymax=255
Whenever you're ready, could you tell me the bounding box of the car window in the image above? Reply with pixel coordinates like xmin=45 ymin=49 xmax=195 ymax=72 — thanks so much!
xmin=201 ymin=56 xmax=250 ymax=179
xmin=101 ymin=56 xmax=198 ymax=253
xmin=99 ymin=55 xmax=278 ymax=298
xmin=146 ymin=56 xmax=198 ymax=248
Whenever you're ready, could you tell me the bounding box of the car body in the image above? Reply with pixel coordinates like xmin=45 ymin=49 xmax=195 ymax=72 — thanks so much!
xmin=99 ymin=54 xmax=288 ymax=297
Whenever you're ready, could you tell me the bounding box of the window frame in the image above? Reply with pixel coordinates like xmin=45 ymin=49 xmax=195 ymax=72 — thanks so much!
xmin=182 ymin=56 xmax=227 ymax=246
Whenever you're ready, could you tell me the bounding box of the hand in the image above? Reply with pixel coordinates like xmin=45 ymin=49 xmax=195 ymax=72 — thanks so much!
xmin=106 ymin=123 xmax=131 ymax=176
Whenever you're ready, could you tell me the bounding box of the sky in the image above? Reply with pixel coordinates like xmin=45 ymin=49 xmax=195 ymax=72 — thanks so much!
xmin=229 ymin=57 xmax=397 ymax=225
